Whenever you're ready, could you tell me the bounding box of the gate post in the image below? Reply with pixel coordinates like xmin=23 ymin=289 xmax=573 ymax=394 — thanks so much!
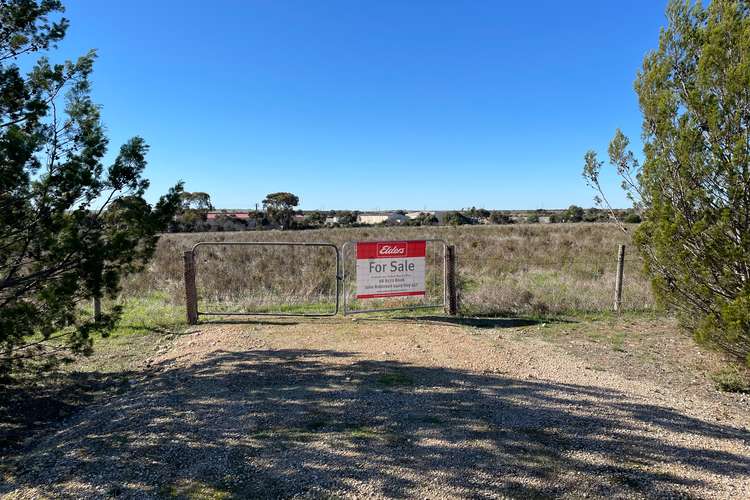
xmin=183 ymin=250 xmax=198 ymax=325
xmin=614 ymin=244 xmax=625 ymax=313
xmin=445 ymin=245 xmax=458 ymax=316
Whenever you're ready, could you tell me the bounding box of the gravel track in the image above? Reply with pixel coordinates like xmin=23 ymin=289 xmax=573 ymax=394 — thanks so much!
xmin=2 ymin=318 xmax=749 ymax=499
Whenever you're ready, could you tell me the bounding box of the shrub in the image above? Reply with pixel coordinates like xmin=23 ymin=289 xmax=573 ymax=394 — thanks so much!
xmin=584 ymin=0 xmax=750 ymax=364
xmin=623 ymin=213 xmax=641 ymax=224
xmin=711 ymin=366 xmax=750 ymax=394
xmin=490 ymin=212 xmax=513 ymax=224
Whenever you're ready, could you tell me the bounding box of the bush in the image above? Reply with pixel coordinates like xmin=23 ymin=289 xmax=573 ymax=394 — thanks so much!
xmin=489 ymin=212 xmax=513 ymax=224
xmin=445 ymin=211 xmax=471 ymax=226
xmin=584 ymin=0 xmax=750 ymax=364
xmin=711 ymin=366 xmax=750 ymax=394
xmin=623 ymin=213 xmax=641 ymax=224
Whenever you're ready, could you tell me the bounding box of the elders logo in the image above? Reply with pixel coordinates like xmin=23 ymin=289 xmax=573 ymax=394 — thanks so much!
xmin=377 ymin=243 xmax=407 ymax=256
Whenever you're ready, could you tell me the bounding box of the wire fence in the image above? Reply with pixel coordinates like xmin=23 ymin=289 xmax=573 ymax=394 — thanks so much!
xmin=6 ymin=242 xmax=655 ymax=360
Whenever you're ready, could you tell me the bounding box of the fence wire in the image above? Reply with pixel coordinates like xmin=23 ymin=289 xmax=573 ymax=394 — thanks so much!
xmin=340 ymin=240 xmax=447 ymax=314
xmin=193 ymin=243 xmax=339 ymax=316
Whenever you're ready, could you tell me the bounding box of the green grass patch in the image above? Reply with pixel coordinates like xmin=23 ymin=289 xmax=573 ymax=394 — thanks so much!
xmin=160 ymin=479 xmax=232 ymax=500
xmin=346 ymin=425 xmax=381 ymax=441
xmin=610 ymin=332 xmax=627 ymax=352
xmin=108 ymin=293 xmax=185 ymax=338
xmin=376 ymin=371 xmax=414 ymax=387
xmin=249 ymin=426 xmax=315 ymax=442
xmin=198 ymin=300 xmax=336 ymax=316
xmin=711 ymin=366 xmax=750 ymax=393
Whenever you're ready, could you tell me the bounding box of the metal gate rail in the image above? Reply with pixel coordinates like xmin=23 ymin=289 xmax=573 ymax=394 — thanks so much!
xmin=340 ymin=239 xmax=449 ymax=316
xmin=189 ymin=241 xmax=340 ymax=319
xmin=183 ymin=240 xmax=457 ymax=324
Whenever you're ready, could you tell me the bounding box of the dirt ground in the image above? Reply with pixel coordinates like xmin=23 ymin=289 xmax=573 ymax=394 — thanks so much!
xmin=2 ymin=315 xmax=749 ymax=499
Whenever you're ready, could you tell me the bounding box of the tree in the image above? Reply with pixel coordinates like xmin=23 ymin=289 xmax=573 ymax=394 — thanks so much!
xmin=583 ymin=0 xmax=750 ymax=363
xmin=564 ymin=205 xmax=584 ymax=223
xmin=303 ymin=211 xmax=326 ymax=226
xmin=181 ymin=191 xmax=212 ymax=212
xmin=490 ymin=212 xmax=513 ymax=224
xmin=335 ymin=210 xmax=357 ymax=226
xmin=623 ymin=211 xmax=642 ymax=224
xmin=445 ymin=211 xmax=471 ymax=226
xmin=467 ymin=207 xmax=490 ymax=219
xmin=174 ymin=191 xmax=213 ymax=230
xmin=415 ymin=212 xmax=438 ymax=226
xmin=262 ymin=192 xmax=299 ymax=229
xmin=0 ymin=0 xmax=182 ymax=374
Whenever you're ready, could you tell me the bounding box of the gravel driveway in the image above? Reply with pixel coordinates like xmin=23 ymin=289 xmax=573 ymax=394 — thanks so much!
xmin=2 ymin=317 xmax=749 ymax=499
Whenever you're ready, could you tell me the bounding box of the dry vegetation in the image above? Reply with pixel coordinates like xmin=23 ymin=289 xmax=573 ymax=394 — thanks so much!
xmin=121 ymin=223 xmax=653 ymax=316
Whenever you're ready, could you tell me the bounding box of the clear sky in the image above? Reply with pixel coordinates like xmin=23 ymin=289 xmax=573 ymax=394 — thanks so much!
xmin=55 ymin=0 xmax=668 ymax=211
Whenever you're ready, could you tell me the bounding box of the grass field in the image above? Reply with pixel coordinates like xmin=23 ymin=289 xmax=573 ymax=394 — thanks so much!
xmin=7 ymin=224 xmax=750 ymax=499
xmin=120 ymin=223 xmax=653 ymax=316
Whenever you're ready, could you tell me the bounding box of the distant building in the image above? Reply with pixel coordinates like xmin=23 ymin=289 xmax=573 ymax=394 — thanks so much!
xmin=357 ymin=212 xmax=408 ymax=225
xmin=406 ymin=211 xmax=434 ymax=220
xmin=324 ymin=216 xmax=340 ymax=225
xmin=206 ymin=210 xmax=252 ymax=220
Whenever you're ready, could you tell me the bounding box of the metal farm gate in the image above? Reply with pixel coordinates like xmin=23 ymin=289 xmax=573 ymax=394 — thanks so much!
xmin=340 ymin=239 xmax=451 ymax=316
xmin=183 ymin=240 xmax=457 ymax=324
xmin=183 ymin=241 xmax=341 ymax=323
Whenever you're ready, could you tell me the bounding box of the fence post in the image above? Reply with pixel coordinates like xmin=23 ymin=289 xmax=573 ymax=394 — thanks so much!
xmin=445 ymin=245 xmax=458 ymax=316
xmin=614 ymin=244 xmax=625 ymax=313
xmin=184 ymin=250 xmax=198 ymax=325
xmin=92 ymin=297 xmax=101 ymax=321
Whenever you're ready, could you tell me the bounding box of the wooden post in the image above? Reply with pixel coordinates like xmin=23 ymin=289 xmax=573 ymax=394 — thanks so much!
xmin=614 ymin=244 xmax=625 ymax=313
xmin=92 ymin=297 xmax=101 ymax=321
xmin=184 ymin=250 xmax=198 ymax=325
xmin=445 ymin=245 xmax=458 ymax=316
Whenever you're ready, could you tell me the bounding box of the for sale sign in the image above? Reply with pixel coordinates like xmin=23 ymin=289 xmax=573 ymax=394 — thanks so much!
xmin=356 ymin=241 xmax=426 ymax=299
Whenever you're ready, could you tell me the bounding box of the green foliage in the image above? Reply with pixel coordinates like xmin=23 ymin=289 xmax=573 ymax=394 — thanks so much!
xmin=335 ymin=210 xmax=358 ymax=226
xmin=0 ymin=0 xmax=182 ymax=375
xmin=174 ymin=191 xmax=213 ymax=228
xmin=584 ymin=0 xmax=750 ymax=363
xmin=262 ymin=192 xmax=299 ymax=229
xmin=412 ymin=212 xmax=438 ymax=226
xmin=489 ymin=212 xmax=513 ymax=224
xmin=623 ymin=212 xmax=641 ymax=224
xmin=564 ymin=205 xmax=584 ymax=223
xmin=526 ymin=214 xmax=539 ymax=223
xmin=303 ymin=210 xmax=326 ymax=226
xmin=711 ymin=365 xmax=750 ymax=394
xmin=466 ymin=206 xmax=490 ymax=219
xmin=445 ymin=211 xmax=471 ymax=226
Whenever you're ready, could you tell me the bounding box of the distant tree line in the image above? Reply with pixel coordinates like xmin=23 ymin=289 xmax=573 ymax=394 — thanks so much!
xmin=169 ymin=192 xmax=641 ymax=233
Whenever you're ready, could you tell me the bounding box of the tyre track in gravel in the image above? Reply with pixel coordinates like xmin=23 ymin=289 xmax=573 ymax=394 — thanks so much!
xmin=2 ymin=318 xmax=749 ymax=499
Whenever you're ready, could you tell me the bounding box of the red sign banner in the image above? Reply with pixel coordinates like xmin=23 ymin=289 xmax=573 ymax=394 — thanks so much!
xmin=356 ymin=240 xmax=426 ymax=260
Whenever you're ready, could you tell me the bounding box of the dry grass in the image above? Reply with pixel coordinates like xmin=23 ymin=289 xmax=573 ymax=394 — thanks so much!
xmin=120 ymin=223 xmax=653 ymax=315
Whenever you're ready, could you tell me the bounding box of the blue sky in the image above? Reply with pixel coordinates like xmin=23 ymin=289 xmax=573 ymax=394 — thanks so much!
xmin=55 ymin=0 xmax=668 ymax=210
